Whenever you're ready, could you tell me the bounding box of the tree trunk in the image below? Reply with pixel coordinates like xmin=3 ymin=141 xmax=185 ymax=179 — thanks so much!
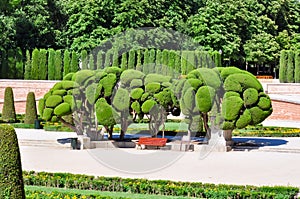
xmin=223 ymin=130 xmax=234 ymax=146
xmin=202 ymin=113 xmax=211 ymax=140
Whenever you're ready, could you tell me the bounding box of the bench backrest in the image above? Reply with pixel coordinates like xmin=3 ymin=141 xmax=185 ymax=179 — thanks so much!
xmin=138 ymin=137 xmax=167 ymax=147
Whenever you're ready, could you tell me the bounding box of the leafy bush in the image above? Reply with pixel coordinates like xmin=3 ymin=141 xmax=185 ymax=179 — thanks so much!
xmin=22 ymin=171 xmax=299 ymax=199
xmin=0 ymin=125 xmax=25 ymax=199
xmin=2 ymin=87 xmax=16 ymax=122
xmin=24 ymin=92 xmax=38 ymax=124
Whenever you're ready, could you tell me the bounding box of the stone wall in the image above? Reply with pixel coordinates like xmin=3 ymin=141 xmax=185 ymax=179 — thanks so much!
xmin=0 ymin=80 xmax=57 ymax=114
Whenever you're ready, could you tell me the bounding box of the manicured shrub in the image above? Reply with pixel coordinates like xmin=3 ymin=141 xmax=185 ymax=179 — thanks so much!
xmin=48 ymin=48 xmax=55 ymax=80
xmin=195 ymin=86 xmax=216 ymax=113
xmin=120 ymin=69 xmax=145 ymax=85
xmin=287 ymin=50 xmax=295 ymax=83
xmin=97 ymin=50 xmax=104 ymax=69
xmin=96 ymin=98 xmax=116 ymax=129
xmin=53 ymin=102 xmax=71 ymax=116
xmin=187 ymin=78 xmax=202 ymax=90
xmin=141 ymin=99 xmax=157 ymax=113
xmin=294 ymin=50 xmax=300 ymax=83
xmin=224 ymin=73 xmax=263 ymax=92
xmin=81 ymin=50 xmax=88 ymax=69
xmin=222 ymin=96 xmax=244 ymax=120
xmin=112 ymin=88 xmax=130 ymax=112
xmin=145 ymin=82 xmax=161 ymax=94
xmin=100 ymin=73 xmax=117 ymax=97
xmin=243 ymin=88 xmax=258 ymax=106
xmin=236 ymin=109 xmax=252 ymax=129
xmin=130 ymin=79 xmax=143 ymax=88
xmin=181 ymin=51 xmax=188 ymax=75
xmin=143 ymin=49 xmax=149 ymax=73
xmin=2 ymin=87 xmax=16 ymax=122
xmin=222 ymin=121 xmax=235 ymax=130
xmin=45 ymin=95 xmax=63 ymax=108
xmin=162 ymin=49 xmax=169 ymax=75
xmin=38 ymin=98 xmax=45 ymax=116
xmin=220 ymin=66 xmax=242 ymax=80
xmin=31 ymin=48 xmax=40 ymax=80
xmin=144 ymin=74 xmax=171 ymax=84
xmin=181 ymin=87 xmax=196 ymax=114
xmin=24 ymin=50 xmax=31 ymax=80
xmin=0 ymin=125 xmax=25 ymax=199
xmin=52 ymin=89 xmax=67 ymax=96
xmin=223 ymin=91 xmax=240 ymax=99
xmin=70 ymin=51 xmax=79 ymax=72
xmin=249 ymin=106 xmax=269 ymax=124
xmin=39 ymin=49 xmax=47 ymax=80
xmin=279 ymin=50 xmax=288 ymax=83
xmin=54 ymin=50 xmax=62 ymax=80
xmin=128 ymin=50 xmax=135 ymax=69
xmin=130 ymin=88 xmax=144 ymax=100
xmin=24 ymin=92 xmax=38 ymax=124
xmin=89 ymin=54 xmax=95 ymax=70
xmin=42 ymin=108 xmax=53 ymax=121
xmin=188 ymin=68 xmax=221 ymax=89
xmin=131 ymin=101 xmax=141 ymax=113
xmin=257 ymin=96 xmax=272 ymax=110
xmin=63 ymin=49 xmax=71 ymax=76
xmin=72 ymin=70 xmax=95 ymax=85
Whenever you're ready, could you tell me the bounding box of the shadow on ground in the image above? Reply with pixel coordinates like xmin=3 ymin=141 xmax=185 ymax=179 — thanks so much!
xmin=232 ymin=137 xmax=288 ymax=151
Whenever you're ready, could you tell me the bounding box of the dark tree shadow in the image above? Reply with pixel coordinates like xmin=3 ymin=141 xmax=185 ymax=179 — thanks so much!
xmin=232 ymin=137 xmax=288 ymax=151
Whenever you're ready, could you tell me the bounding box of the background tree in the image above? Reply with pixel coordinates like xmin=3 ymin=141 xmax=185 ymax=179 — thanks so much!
xmin=54 ymin=49 xmax=62 ymax=80
xmin=31 ymin=48 xmax=40 ymax=80
xmin=39 ymin=49 xmax=47 ymax=80
xmin=2 ymin=87 xmax=16 ymax=122
xmin=63 ymin=49 xmax=71 ymax=76
xmin=48 ymin=48 xmax=55 ymax=80
xmin=287 ymin=50 xmax=295 ymax=83
xmin=0 ymin=125 xmax=25 ymax=199
xmin=295 ymin=50 xmax=300 ymax=83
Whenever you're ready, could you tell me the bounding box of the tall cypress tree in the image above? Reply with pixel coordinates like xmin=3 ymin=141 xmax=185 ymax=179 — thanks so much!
xmin=287 ymin=50 xmax=295 ymax=83
xmin=294 ymin=50 xmax=300 ymax=83
xmin=81 ymin=50 xmax=88 ymax=69
xmin=39 ymin=49 xmax=47 ymax=80
xmin=121 ymin=52 xmax=127 ymax=70
xmin=279 ymin=50 xmax=288 ymax=83
xmin=162 ymin=49 xmax=169 ymax=75
xmin=70 ymin=51 xmax=79 ymax=72
xmin=97 ymin=50 xmax=104 ymax=69
xmin=89 ymin=54 xmax=95 ymax=70
xmin=54 ymin=50 xmax=62 ymax=80
xmin=48 ymin=48 xmax=55 ymax=80
xmin=136 ymin=49 xmax=142 ymax=71
xmin=63 ymin=49 xmax=71 ymax=77
xmin=128 ymin=50 xmax=135 ymax=69
xmin=155 ymin=49 xmax=162 ymax=73
xmin=2 ymin=87 xmax=16 ymax=122
xmin=24 ymin=50 xmax=31 ymax=80
xmin=112 ymin=47 xmax=119 ymax=67
xmin=143 ymin=49 xmax=149 ymax=74
xmin=31 ymin=49 xmax=40 ymax=80
xmin=104 ymin=50 xmax=112 ymax=67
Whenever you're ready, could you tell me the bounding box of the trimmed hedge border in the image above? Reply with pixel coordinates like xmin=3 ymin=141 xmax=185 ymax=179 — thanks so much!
xmin=23 ymin=171 xmax=299 ymax=199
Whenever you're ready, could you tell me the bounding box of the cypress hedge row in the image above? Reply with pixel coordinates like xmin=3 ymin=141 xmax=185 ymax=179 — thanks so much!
xmin=0 ymin=48 xmax=221 ymax=80
xmin=279 ymin=49 xmax=300 ymax=83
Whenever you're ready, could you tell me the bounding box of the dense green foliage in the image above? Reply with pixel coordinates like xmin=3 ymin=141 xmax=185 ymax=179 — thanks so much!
xmin=2 ymin=87 xmax=16 ymax=122
xmin=0 ymin=0 xmax=299 ymax=77
xmin=279 ymin=49 xmax=300 ymax=82
xmin=23 ymin=171 xmax=299 ymax=199
xmin=0 ymin=125 xmax=25 ymax=199
xmin=24 ymin=92 xmax=38 ymax=124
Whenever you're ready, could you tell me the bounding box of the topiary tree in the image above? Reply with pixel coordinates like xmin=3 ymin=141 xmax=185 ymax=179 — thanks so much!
xmin=0 ymin=125 xmax=25 ymax=199
xmin=31 ymin=48 xmax=40 ymax=80
xmin=70 ymin=51 xmax=79 ymax=72
xmin=24 ymin=50 xmax=31 ymax=80
xmin=295 ymin=50 xmax=300 ymax=83
xmin=128 ymin=49 xmax=135 ymax=69
xmin=81 ymin=50 xmax=88 ymax=69
xmin=2 ymin=87 xmax=16 ymax=122
xmin=97 ymin=50 xmax=104 ymax=69
xmin=48 ymin=48 xmax=55 ymax=80
xmin=287 ymin=50 xmax=295 ymax=83
xmin=39 ymin=49 xmax=48 ymax=80
xmin=54 ymin=50 xmax=62 ymax=80
xmin=279 ymin=50 xmax=288 ymax=83
xmin=63 ymin=49 xmax=71 ymax=76
xmin=24 ymin=92 xmax=38 ymax=124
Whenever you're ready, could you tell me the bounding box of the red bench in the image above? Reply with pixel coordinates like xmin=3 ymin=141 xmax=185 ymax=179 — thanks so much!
xmin=136 ymin=137 xmax=168 ymax=149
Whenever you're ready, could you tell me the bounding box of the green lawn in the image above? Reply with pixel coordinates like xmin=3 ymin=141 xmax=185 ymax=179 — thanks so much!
xmin=25 ymin=186 xmax=196 ymax=199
